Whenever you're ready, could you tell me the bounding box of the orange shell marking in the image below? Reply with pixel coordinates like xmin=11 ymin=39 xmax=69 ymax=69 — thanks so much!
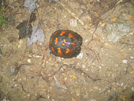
xmin=54 ymin=31 xmax=59 ymax=35
xmin=68 ymin=33 xmax=76 ymax=39
xmin=50 ymin=38 xmax=53 ymax=44
xmin=66 ymin=48 xmax=70 ymax=54
xmin=62 ymin=39 xmax=66 ymax=46
xmin=66 ymin=48 xmax=73 ymax=54
xmin=60 ymin=31 xmax=66 ymax=36
xmin=54 ymin=37 xmax=58 ymax=45
xmin=57 ymin=48 xmax=63 ymax=56
xmin=71 ymin=42 xmax=76 ymax=46
xmin=51 ymin=47 xmax=56 ymax=54
xmin=63 ymin=39 xmax=66 ymax=42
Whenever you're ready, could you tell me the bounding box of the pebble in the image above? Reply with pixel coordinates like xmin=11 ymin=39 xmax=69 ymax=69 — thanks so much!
xmin=124 ymin=85 xmax=127 ymax=89
xmin=129 ymin=48 xmax=131 ymax=50
xmin=108 ymin=90 xmax=110 ymax=92
xmin=115 ymin=64 xmax=118 ymax=67
xmin=27 ymin=93 xmax=30 ymax=97
xmin=129 ymin=32 xmax=133 ymax=35
xmin=27 ymin=59 xmax=31 ymax=63
xmin=85 ymin=39 xmax=88 ymax=42
xmin=33 ymin=55 xmax=42 ymax=58
xmin=99 ymin=66 xmax=101 ymax=69
xmin=18 ymin=78 xmax=22 ymax=81
xmin=116 ymin=83 xmax=120 ymax=86
xmin=47 ymin=95 xmax=50 ymax=99
xmin=52 ymin=99 xmax=54 ymax=101
xmin=8 ymin=66 xmax=15 ymax=73
xmin=82 ymin=64 xmax=85 ymax=68
xmin=131 ymin=87 xmax=134 ymax=91
xmin=86 ymin=69 xmax=88 ymax=71
xmin=70 ymin=19 xmax=77 ymax=27
xmin=121 ymin=83 xmax=123 ymax=86
xmin=90 ymin=99 xmax=96 ymax=101
xmin=76 ymin=52 xmax=83 ymax=59
xmin=130 ymin=56 xmax=134 ymax=59
xmin=94 ymin=87 xmax=98 ymax=89
xmin=122 ymin=60 xmax=128 ymax=63
xmin=57 ymin=57 xmax=62 ymax=62
xmin=14 ymin=84 xmax=17 ymax=87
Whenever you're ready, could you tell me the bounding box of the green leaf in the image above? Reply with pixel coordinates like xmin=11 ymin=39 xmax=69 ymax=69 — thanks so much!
xmin=49 ymin=12 xmax=54 ymax=15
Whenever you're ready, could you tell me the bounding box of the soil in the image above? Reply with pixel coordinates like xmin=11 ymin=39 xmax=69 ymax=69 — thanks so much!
xmin=0 ymin=0 xmax=134 ymax=101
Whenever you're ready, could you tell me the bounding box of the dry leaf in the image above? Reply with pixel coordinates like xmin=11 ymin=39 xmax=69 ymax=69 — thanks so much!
xmin=0 ymin=27 xmax=3 ymax=33
xmin=110 ymin=18 xmax=117 ymax=22
xmin=69 ymin=75 xmax=76 ymax=79
xmin=18 ymin=43 xmax=21 ymax=48
xmin=42 ymin=88 xmax=46 ymax=91
xmin=127 ymin=15 xmax=132 ymax=20
xmin=130 ymin=71 xmax=134 ymax=74
xmin=120 ymin=56 xmax=124 ymax=59
xmin=132 ymin=18 xmax=134 ymax=20
xmin=95 ymin=13 xmax=99 ymax=17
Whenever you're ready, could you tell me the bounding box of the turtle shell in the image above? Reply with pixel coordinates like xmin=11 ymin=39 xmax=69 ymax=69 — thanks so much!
xmin=49 ymin=30 xmax=82 ymax=58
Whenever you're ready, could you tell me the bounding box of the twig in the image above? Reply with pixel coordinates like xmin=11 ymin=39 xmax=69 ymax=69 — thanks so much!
xmin=93 ymin=50 xmax=101 ymax=63
xmin=20 ymin=83 xmax=27 ymax=93
xmin=27 ymin=13 xmax=31 ymax=27
xmin=53 ymin=63 xmax=101 ymax=82
xmin=11 ymin=63 xmax=33 ymax=76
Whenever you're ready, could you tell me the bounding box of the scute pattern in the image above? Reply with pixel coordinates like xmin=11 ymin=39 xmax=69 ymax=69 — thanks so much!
xmin=49 ymin=30 xmax=82 ymax=58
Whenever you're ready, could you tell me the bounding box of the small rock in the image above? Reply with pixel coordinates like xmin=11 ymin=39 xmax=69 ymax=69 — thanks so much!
xmin=27 ymin=59 xmax=31 ymax=63
xmin=70 ymin=19 xmax=77 ymax=27
xmin=8 ymin=66 xmax=15 ymax=74
xmin=85 ymin=39 xmax=88 ymax=42
xmin=99 ymin=66 xmax=101 ymax=69
xmin=82 ymin=64 xmax=85 ymax=68
xmin=122 ymin=60 xmax=128 ymax=63
xmin=130 ymin=56 xmax=134 ymax=59
xmin=76 ymin=52 xmax=83 ymax=59
xmin=90 ymin=99 xmax=96 ymax=101
xmin=131 ymin=87 xmax=134 ymax=91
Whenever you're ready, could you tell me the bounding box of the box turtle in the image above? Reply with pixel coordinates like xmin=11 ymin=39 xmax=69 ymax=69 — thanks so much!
xmin=49 ymin=30 xmax=82 ymax=58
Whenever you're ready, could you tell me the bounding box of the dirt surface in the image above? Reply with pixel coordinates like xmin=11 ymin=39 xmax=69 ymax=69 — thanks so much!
xmin=0 ymin=0 xmax=134 ymax=101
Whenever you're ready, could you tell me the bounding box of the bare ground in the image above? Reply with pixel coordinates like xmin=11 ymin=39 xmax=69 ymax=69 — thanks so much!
xmin=0 ymin=0 xmax=134 ymax=101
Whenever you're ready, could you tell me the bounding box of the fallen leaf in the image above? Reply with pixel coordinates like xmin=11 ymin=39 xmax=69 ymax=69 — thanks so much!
xmin=64 ymin=77 xmax=67 ymax=81
xmin=71 ymin=97 xmax=75 ymax=101
xmin=0 ymin=27 xmax=3 ymax=33
xmin=16 ymin=20 xmax=32 ymax=39
xmin=69 ymin=75 xmax=76 ymax=79
xmin=95 ymin=13 xmax=99 ymax=17
xmin=130 ymin=71 xmax=134 ymax=74
xmin=61 ymin=81 xmax=65 ymax=84
xmin=29 ymin=13 xmax=36 ymax=23
xmin=110 ymin=18 xmax=117 ymax=22
xmin=106 ymin=5 xmax=109 ymax=8
xmin=41 ymin=70 xmax=45 ymax=77
xmin=120 ymin=56 xmax=124 ymax=59
xmin=42 ymin=88 xmax=46 ymax=91
xmin=18 ymin=43 xmax=21 ymax=48
xmin=127 ymin=15 xmax=132 ymax=20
